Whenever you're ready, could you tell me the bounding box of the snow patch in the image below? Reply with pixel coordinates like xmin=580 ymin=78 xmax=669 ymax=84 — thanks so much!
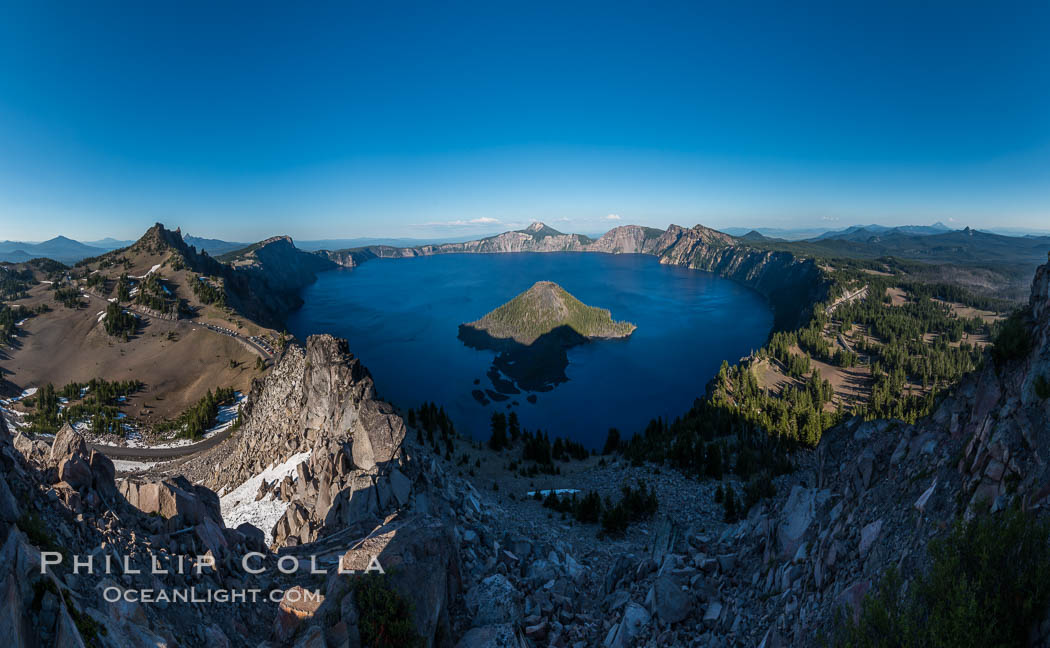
xmin=525 ymin=488 xmax=581 ymax=497
xmin=1 ymin=387 xmax=37 ymax=406
xmin=132 ymin=264 xmax=162 ymax=280
xmin=112 ymin=459 xmax=160 ymax=473
xmin=220 ymin=451 xmax=312 ymax=544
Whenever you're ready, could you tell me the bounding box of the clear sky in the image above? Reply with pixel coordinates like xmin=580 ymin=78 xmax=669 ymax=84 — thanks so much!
xmin=1 ymin=1 xmax=1047 ymax=242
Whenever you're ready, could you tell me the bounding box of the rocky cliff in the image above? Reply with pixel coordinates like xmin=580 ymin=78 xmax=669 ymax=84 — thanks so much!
xmin=323 ymin=222 xmax=828 ymax=331
xmin=2 ymin=254 xmax=1049 ymax=646
xmin=197 ymin=335 xmax=405 ymax=492
xmin=175 ymin=335 xmax=419 ymax=550
xmin=219 ymin=235 xmax=337 ymax=326
xmin=656 ymin=225 xmax=827 ymax=331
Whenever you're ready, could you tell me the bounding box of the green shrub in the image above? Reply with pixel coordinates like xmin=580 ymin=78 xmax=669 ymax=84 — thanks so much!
xmin=62 ymin=590 xmax=106 ymax=646
xmin=1035 ymin=374 xmax=1050 ymax=400
xmin=722 ymin=486 xmax=738 ymax=522
xmin=832 ymin=507 xmax=1050 ymax=648
xmin=600 ymin=481 xmax=658 ymax=536
xmin=103 ymin=302 xmax=137 ymax=339
xmin=991 ymin=310 xmax=1032 ymax=364
xmin=353 ymin=573 xmax=422 ymax=648
xmin=17 ymin=512 xmax=62 ymax=554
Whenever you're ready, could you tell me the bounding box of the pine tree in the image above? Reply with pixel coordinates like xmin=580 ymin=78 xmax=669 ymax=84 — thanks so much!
xmin=508 ymin=411 xmax=520 ymax=440
xmin=489 ymin=412 xmax=508 ymax=451
xmin=723 ymin=487 xmax=737 ymax=522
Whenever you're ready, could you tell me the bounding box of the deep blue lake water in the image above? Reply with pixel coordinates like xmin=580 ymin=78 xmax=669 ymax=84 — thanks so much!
xmin=288 ymin=253 xmax=772 ymax=448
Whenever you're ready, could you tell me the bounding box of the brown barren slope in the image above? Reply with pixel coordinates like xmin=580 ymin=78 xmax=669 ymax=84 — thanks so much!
xmin=2 ymin=282 xmax=258 ymax=422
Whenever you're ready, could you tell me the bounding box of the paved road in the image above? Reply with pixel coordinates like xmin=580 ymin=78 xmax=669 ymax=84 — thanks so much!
xmin=89 ymin=424 xmax=237 ymax=460
xmin=81 ymin=289 xmax=274 ymax=362
xmin=829 ymin=285 xmax=868 ymax=313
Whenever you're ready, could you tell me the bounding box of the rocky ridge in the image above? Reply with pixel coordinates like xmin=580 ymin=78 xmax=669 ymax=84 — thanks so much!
xmin=105 ymin=223 xmax=336 ymax=329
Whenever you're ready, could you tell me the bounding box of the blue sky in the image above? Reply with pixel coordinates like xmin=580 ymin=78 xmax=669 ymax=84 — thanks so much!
xmin=1 ymin=1 xmax=1047 ymax=242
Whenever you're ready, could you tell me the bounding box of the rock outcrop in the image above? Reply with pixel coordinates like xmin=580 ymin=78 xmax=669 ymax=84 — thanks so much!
xmin=0 ymin=401 xmax=284 ymax=646
xmin=200 ymin=334 xmax=406 ymax=492
xmin=173 ymin=334 xmax=412 ymax=548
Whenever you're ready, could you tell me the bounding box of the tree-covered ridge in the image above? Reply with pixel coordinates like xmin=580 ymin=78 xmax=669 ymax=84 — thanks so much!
xmin=0 ymin=264 xmax=36 ymax=300
xmin=463 ymin=281 xmax=636 ymax=345
xmin=602 ymin=256 xmax=1028 ymax=522
xmin=133 ymin=272 xmax=177 ymax=314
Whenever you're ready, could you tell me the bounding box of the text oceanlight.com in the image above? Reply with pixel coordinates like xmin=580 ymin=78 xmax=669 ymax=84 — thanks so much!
xmin=103 ymin=587 xmax=321 ymax=604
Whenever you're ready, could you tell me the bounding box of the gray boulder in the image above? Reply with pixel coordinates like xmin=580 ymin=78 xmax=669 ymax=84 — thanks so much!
xmin=389 ymin=467 xmax=412 ymax=507
xmin=49 ymin=423 xmax=86 ymax=465
xmin=465 ymin=574 xmax=523 ymax=626
xmin=455 ymin=624 xmax=521 ymax=648
xmin=236 ymin=522 xmax=266 ymax=551
xmin=604 ymin=601 xmax=650 ymax=648
xmin=652 ymin=574 xmax=692 ymax=624
xmin=339 ymin=514 xmax=460 ymax=646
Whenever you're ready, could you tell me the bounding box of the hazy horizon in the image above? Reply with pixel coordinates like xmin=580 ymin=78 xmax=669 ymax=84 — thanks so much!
xmin=7 ymin=218 xmax=1050 ymax=249
xmin=2 ymin=3 xmax=1047 ymax=242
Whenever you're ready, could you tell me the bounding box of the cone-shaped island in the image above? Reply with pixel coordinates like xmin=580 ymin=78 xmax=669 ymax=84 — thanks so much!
xmin=459 ymin=282 xmax=636 ymax=394
xmin=460 ymin=280 xmax=636 ymax=346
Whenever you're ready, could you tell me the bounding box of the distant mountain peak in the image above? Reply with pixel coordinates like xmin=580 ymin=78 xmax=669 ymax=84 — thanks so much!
xmin=135 ymin=223 xmax=187 ymax=253
xmin=517 ymin=222 xmax=566 ymax=239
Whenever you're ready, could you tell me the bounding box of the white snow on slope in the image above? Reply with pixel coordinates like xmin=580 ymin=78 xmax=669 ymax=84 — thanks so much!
xmin=220 ymin=451 xmax=311 ymax=545
xmin=125 ymin=392 xmax=244 ymax=448
xmin=112 ymin=459 xmax=160 ymax=473
xmin=131 ymin=264 xmax=162 ymax=280
xmin=0 ymin=387 xmax=36 ymax=431
xmin=526 ymin=488 xmax=581 ymax=497
xmin=0 ymin=387 xmax=37 ymax=406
